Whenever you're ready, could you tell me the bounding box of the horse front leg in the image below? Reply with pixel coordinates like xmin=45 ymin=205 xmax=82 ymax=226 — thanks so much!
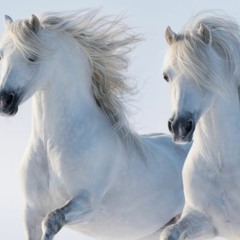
xmin=41 ymin=190 xmax=92 ymax=240
xmin=160 ymin=206 xmax=216 ymax=240
xmin=24 ymin=206 xmax=44 ymax=240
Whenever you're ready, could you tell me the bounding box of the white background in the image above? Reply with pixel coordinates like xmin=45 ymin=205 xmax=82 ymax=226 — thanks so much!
xmin=0 ymin=0 xmax=238 ymax=239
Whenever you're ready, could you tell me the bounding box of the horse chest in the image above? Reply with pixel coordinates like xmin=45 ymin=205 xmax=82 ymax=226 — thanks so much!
xmin=183 ymin=156 xmax=240 ymax=235
xmin=46 ymin=152 xmax=91 ymax=196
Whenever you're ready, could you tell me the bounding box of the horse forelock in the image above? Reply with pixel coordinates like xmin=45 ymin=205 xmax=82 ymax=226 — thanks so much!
xmin=5 ymin=18 xmax=49 ymax=61
xmin=168 ymin=11 xmax=240 ymax=94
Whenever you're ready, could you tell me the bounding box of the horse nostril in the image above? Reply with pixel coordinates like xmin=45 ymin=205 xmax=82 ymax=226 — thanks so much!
xmin=168 ymin=120 xmax=173 ymax=133
xmin=185 ymin=120 xmax=193 ymax=133
xmin=6 ymin=92 xmax=15 ymax=106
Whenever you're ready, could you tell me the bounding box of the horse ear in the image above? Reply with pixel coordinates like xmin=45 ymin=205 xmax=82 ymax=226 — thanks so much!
xmin=165 ymin=26 xmax=177 ymax=45
xmin=29 ymin=14 xmax=40 ymax=33
xmin=198 ymin=23 xmax=212 ymax=44
xmin=4 ymin=15 xmax=13 ymax=28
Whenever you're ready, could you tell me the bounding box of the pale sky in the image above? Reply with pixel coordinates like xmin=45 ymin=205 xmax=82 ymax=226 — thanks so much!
xmin=0 ymin=0 xmax=238 ymax=239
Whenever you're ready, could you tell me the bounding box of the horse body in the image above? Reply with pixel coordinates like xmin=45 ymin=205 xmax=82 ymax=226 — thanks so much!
xmin=183 ymin=91 xmax=240 ymax=239
xmin=160 ymin=12 xmax=240 ymax=240
xmin=0 ymin=11 xmax=189 ymax=240
xmin=23 ymin=87 xmax=186 ymax=239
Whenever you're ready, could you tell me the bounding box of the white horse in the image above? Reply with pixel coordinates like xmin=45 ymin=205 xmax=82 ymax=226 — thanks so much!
xmin=160 ymin=11 xmax=240 ymax=240
xmin=0 ymin=10 xmax=190 ymax=240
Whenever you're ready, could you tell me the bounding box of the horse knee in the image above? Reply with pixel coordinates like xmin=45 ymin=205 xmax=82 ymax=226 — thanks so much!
xmin=41 ymin=209 xmax=66 ymax=240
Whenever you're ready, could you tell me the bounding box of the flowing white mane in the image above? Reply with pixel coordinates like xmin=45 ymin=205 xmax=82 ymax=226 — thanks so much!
xmin=167 ymin=11 xmax=240 ymax=92
xmin=6 ymin=9 xmax=145 ymax=155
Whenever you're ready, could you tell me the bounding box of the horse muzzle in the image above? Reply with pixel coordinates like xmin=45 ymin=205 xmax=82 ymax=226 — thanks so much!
xmin=168 ymin=114 xmax=195 ymax=143
xmin=0 ymin=90 xmax=19 ymax=116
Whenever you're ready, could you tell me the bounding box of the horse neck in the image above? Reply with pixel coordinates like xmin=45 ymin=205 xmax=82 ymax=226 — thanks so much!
xmin=193 ymin=84 xmax=240 ymax=167
xmin=32 ymin=36 xmax=110 ymax=141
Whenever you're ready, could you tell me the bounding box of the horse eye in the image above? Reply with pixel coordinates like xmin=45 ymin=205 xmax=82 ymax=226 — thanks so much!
xmin=28 ymin=58 xmax=35 ymax=62
xmin=27 ymin=55 xmax=38 ymax=62
xmin=163 ymin=73 xmax=169 ymax=82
